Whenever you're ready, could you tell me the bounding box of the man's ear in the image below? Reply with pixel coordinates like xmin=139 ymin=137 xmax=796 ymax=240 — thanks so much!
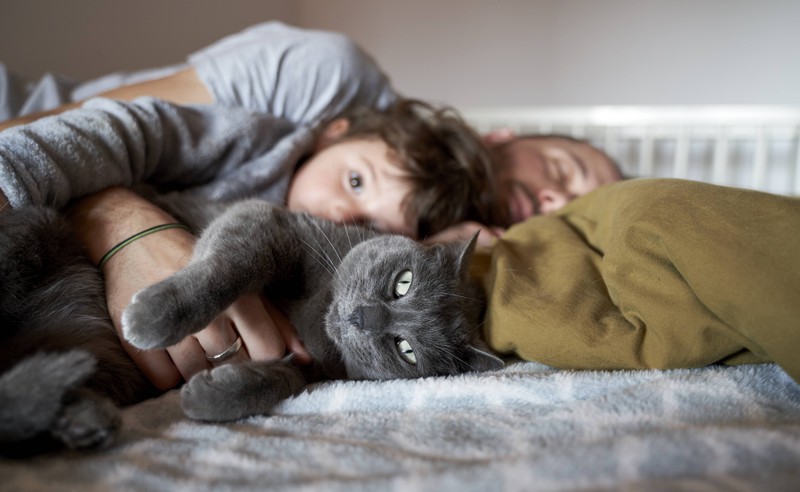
xmin=315 ymin=118 xmax=350 ymax=151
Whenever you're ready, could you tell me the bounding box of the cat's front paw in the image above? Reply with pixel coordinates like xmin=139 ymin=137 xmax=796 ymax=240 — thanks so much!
xmin=121 ymin=280 xmax=196 ymax=350
xmin=181 ymin=365 xmax=251 ymax=422
xmin=181 ymin=360 xmax=305 ymax=422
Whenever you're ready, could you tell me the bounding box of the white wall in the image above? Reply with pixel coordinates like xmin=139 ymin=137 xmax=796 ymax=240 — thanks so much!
xmin=0 ymin=0 xmax=296 ymax=80
xmin=2 ymin=0 xmax=799 ymax=107
xmin=297 ymin=0 xmax=800 ymax=106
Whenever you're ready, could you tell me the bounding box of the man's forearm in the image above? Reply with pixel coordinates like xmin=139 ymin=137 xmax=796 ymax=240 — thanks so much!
xmin=0 ymin=68 xmax=212 ymax=131
xmin=67 ymin=186 xmax=197 ymax=391
xmin=67 ymin=187 xmax=191 ymax=265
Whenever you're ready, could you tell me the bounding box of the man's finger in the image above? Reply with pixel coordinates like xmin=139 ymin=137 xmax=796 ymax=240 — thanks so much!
xmin=229 ymin=293 xmax=286 ymax=361
xmin=120 ymin=339 xmax=182 ymax=391
xmin=262 ymin=297 xmax=312 ymax=364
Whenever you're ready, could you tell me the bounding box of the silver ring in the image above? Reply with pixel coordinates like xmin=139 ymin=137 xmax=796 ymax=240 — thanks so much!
xmin=205 ymin=336 xmax=243 ymax=363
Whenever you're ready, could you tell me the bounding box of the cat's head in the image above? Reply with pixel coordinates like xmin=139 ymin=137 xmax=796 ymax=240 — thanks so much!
xmin=325 ymin=233 xmax=503 ymax=380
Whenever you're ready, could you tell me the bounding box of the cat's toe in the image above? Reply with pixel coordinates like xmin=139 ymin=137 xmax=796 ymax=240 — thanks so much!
xmin=181 ymin=366 xmax=243 ymax=421
xmin=121 ymin=285 xmax=186 ymax=349
xmin=50 ymin=392 xmax=121 ymax=450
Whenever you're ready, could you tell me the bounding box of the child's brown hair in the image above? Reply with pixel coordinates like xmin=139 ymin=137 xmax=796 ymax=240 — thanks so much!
xmin=335 ymin=99 xmax=499 ymax=238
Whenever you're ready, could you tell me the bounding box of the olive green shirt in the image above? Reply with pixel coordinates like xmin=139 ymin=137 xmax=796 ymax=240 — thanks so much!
xmin=477 ymin=178 xmax=800 ymax=383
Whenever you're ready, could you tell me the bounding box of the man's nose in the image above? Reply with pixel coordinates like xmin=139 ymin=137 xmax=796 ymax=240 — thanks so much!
xmin=536 ymin=189 xmax=570 ymax=214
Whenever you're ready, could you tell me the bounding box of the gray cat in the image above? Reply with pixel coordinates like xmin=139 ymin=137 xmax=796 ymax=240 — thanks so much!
xmin=0 ymin=197 xmax=501 ymax=456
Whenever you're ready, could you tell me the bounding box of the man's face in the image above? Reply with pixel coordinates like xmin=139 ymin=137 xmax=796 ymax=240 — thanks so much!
xmin=286 ymin=136 xmax=416 ymax=236
xmin=494 ymin=136 xmax=622 ymax=223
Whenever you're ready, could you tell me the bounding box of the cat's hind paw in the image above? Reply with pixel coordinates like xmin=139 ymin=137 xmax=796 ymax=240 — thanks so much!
xmin=50 ymin=391 xmax=120 ymax=450
xmin=0 ymin=351 xmax=97 ymax=443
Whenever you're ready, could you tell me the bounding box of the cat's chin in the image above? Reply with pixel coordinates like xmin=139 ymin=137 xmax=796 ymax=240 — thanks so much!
xmin=323 ymin=321 xmax=344 ymax=346
xmin=341 ymin=362 xmax=378 ymax=381
xmin=323 ymin=315 xmax=355 ymax=348
xmin=322 ymin=323 xmax=377 ymax=381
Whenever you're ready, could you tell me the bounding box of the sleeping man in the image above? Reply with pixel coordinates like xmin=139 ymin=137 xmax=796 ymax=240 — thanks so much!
xmin=489 ymin=134 xmax=623 ymax=222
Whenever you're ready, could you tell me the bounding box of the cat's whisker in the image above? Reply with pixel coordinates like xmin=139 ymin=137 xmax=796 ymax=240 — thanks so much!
xmin=297 ymin=237 xmax=348 ymax=291
xmin=310 ymin=220 xmax=344 ymax=265
xmin=297 ymin=238 xmax=336 ymax=278
xmin=303 ymin=228 xmax=339 ymax=273
xmin=440 ymin=292 xmax=481 ymax=302
xmin=450 ymin=350 xmax=477 ymax=372
xmin=342 ymin=218 xmax=354 ymax=250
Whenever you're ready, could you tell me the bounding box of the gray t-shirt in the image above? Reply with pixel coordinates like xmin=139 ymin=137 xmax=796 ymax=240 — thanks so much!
xmin=0 ymin=22 xmax=397 ymax=122
xmin=0 ymin=97 xmax=307 ymax=209
xmin=0 ymin=22 xmax=398 ymax=209
xmin=189 ymin=22 xmax=397 ymax=125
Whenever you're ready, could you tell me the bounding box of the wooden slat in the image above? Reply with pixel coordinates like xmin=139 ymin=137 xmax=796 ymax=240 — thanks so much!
xmin=711 ymin=126 xmax=729 ymax=186
xmin=751 ymin=126 xmax=768 ymax=190
xmin=604 ymin=126 xmax=619 ymax=165
xmin=638 ymin=126 xmax=654 ymax=178
xmin=673 ymin=126 xmax=689 ymax=179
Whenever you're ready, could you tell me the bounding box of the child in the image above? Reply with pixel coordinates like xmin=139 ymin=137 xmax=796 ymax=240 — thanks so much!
xmin=0 ymin=96 xmax=496 ymax=389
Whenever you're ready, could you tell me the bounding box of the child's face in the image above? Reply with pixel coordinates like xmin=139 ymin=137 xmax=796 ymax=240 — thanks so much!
xmin=286 ymin=137 xmax=416 ymax=236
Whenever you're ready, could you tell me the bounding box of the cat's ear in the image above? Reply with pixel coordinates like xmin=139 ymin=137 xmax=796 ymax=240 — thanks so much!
xmin=463 ymin=344 xmax=505 ymax=372
xmin=455 ymin=231 xmax=480 ymax=278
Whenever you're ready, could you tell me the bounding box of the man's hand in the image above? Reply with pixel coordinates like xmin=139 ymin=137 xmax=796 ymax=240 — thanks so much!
xmin=69 ymin=187 xmax=310 ymax=391
xmin=424 ymin=221 xmax=505 ymax=247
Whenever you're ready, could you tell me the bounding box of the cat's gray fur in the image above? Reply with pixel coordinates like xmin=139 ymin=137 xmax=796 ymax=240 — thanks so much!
xmin=0 ymin=195 xmax=501 ymax=456
xmin=0 ymin=207 xmax=152 ymax=456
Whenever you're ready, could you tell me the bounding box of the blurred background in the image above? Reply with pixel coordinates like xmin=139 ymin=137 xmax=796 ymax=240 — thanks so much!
xmin=1 ymin=0 xmax=799 ymax=108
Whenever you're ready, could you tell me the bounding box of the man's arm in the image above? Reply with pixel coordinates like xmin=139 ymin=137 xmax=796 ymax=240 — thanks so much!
xmin=0 ymin=96 xmax=289 ymax=210
xmin=68 ymin=187 xmax=309 ymax=390
xmin=0 ymin=68 xmax=212 ymax=131
xmin=3 ymin=176 xmax=309 ymax=390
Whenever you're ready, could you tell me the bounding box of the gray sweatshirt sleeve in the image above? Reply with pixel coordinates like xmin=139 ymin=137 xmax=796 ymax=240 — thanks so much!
xmin=0 ymin=97 xmax=295 ymax=209
xmin=189 ymin=21 xmax=398 ymax=126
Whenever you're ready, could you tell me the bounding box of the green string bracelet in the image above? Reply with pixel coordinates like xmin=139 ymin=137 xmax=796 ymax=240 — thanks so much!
xmin=98 ymin=223 xmax=192 ymax=270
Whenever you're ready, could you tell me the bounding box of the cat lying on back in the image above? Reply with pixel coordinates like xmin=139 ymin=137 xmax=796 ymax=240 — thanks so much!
xmin=0 ymin=196 xmax=502 ymax=455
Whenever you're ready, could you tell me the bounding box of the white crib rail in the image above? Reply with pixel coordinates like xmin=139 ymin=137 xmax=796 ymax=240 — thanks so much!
xmin=462 ymin=106 xmax=800 ymax=195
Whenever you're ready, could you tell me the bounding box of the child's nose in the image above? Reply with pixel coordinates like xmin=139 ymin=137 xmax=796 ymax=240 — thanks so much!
xmin=330 ymin=201 xmax=367 ymax=227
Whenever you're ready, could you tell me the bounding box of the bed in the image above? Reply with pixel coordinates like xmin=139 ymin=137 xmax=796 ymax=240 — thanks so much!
xmin=2 ymin=105 xmax=799 ymax=491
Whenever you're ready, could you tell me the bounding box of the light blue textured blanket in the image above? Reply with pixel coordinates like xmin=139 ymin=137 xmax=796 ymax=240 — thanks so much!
xmin=2 ymin=361 xmax=798 ymax=491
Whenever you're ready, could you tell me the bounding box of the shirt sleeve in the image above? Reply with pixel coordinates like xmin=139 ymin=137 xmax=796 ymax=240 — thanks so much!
xmin=0 ymin=97 xmax=294 ymax=209
xmin=188 ymin=21 xmax=398 ymax=126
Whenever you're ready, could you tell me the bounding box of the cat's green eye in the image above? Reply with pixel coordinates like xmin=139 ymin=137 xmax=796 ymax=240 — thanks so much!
xmin=394 ymin=270 xmax=413 ymax=298
xmin=395 ymin=337 xmax=417 ymax=365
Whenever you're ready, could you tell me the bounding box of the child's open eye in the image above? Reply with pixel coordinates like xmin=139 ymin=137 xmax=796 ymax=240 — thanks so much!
xmin=395 ymin=337 xmax=417 ymax=365
xmin=394 ymin=270 xmax=413 ymax=298
xmin=348 ymin=171 xmax=363 ymax=193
